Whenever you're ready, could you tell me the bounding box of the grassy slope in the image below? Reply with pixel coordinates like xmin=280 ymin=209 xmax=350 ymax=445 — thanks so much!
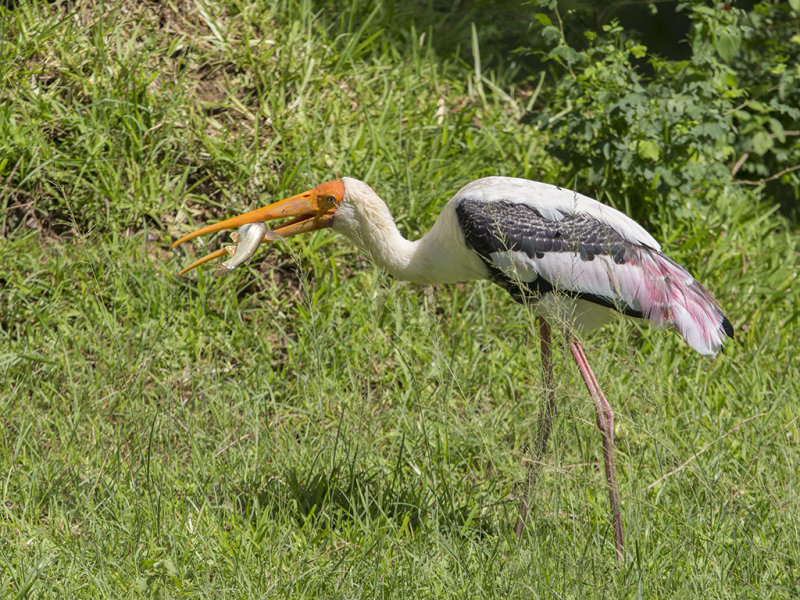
xmin=2 ymin=1 xmax=799 ymax=598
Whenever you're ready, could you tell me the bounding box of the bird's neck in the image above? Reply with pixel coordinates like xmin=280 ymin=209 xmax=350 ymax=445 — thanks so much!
xmin=336 ymin=198 xmax=487 ymax=285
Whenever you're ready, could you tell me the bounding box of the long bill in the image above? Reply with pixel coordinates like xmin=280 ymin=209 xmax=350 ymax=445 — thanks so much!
xmin=171 ymin=189 xmax=336 ymax=274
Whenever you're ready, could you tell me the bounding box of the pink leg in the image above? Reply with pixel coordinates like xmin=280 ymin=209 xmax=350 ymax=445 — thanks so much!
xmin=515 ymin=317 xmax=556 ymax=537
xmin=569 ymin=339 xmax=625 ymax=562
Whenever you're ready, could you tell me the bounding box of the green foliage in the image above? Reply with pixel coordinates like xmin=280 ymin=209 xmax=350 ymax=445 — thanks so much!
xmin=540 ymin=21 xmax=736 ymax=219
xmin=535 ymin=1 xmax=800 ymax=221
xmin=691 ymin=2 xmax=800 ymax=210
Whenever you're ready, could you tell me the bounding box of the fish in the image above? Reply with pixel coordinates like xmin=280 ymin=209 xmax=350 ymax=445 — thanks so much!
xmin=175 ymin=222 xmax=284 ymax=277
xmin=214 ymin=222 xmax=270 ymax=275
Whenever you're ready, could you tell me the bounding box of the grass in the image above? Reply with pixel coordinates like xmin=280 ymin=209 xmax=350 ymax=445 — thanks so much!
xmin=2 ymin=0 xmax=799 ymax=598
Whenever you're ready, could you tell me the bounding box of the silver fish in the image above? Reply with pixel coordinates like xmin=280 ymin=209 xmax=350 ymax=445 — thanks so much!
xmin=215 ymin=222 xmax=269 ymax=275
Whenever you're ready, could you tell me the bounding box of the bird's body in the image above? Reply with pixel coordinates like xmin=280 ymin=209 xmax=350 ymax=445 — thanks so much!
xmin=172 ymin=175 xmax=733 ymax=561
xmin=331 ymin=176 xmax=732 ymax=356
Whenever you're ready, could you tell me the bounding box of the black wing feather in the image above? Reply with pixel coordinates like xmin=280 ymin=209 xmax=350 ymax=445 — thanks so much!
xmin=455 ymin=198 xmax=643 ymax=316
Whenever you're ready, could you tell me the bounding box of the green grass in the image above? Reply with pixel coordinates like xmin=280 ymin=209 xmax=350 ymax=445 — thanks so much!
xmin=2 ymin=1 xmax=799 ymax=598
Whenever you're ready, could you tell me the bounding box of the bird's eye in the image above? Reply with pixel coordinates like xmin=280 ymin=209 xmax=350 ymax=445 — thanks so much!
xmin=326 ymin=195 xmax=337 ymax=206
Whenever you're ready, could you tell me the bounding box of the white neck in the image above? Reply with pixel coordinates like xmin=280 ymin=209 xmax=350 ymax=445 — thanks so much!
xmin=334 ymin=179 xmax=487 ymax=285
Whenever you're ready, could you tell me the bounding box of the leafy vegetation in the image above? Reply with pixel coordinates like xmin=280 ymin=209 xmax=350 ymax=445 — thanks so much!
xmin=1 ymin=0 xmax=798 ymax=598
xmin=536 ymin=1 xmax=800 ymax=223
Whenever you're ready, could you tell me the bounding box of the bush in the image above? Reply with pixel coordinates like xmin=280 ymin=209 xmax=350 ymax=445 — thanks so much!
xmin=530 ymin=1 xmax=800 ymax=222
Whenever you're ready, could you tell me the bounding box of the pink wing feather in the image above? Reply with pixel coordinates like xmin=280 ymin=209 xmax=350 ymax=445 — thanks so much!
xmin=624 ymin=250 xmax=732 ymax=356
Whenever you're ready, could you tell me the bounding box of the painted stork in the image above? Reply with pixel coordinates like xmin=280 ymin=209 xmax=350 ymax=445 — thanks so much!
xmin=171 ymin=176 xmax=733 ymax=560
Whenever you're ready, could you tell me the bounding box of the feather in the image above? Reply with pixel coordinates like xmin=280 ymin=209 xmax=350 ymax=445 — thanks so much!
xmin=455 ymin=190 xmax=732 ymax=355
xmin=452 ymin=177 xmax=660 ymax=249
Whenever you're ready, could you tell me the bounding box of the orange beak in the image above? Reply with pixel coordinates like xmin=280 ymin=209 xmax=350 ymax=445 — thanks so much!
xmin=171 ymin=180 xmax=343 ymax=275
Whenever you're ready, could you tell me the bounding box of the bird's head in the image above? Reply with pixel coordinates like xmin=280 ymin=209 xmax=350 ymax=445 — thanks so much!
xmin=171 ymin=179 xmax=348 ymax=274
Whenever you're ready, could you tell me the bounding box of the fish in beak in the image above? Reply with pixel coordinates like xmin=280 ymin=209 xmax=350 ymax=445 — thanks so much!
xmin=171 ymin=180 xmax=344 ymax=275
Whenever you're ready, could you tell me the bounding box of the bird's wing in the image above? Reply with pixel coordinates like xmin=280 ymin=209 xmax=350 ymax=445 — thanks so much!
xmin=452 ymin=177 xmax=661 ymax=250
xmin=455 ymin=197 xmax=649 ymax=316
xmin=455 ymin=196 xmax=732 ymax=355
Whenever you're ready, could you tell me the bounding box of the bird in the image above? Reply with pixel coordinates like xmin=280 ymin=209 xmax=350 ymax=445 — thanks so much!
xmin=171 ymin=176 xmax=733 ymax=561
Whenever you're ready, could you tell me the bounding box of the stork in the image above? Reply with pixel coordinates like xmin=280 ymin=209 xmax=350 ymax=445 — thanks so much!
xmin=171 ymin=176 xmax=733 ymax=561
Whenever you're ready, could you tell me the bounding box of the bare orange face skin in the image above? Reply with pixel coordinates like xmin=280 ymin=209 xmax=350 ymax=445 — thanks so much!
xmin=171 ymin=179 xmax=344 ymax=274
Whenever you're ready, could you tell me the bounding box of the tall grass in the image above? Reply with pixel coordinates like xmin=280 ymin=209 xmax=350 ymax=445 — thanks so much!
xmin=2 ymin=1 xmax=798 ymax=598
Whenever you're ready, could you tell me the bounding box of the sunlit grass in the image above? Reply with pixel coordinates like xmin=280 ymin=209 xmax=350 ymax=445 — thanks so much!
xmin=1 ymin=1 xmax=799 ymax=598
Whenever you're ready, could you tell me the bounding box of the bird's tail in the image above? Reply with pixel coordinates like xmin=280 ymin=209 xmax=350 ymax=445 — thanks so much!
xmin=635 ymin=252 xmax=733 ymax=356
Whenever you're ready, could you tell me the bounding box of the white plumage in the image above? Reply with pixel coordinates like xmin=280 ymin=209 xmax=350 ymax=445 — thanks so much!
xmin=334 ymin=177 xmax=488 ymax=284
